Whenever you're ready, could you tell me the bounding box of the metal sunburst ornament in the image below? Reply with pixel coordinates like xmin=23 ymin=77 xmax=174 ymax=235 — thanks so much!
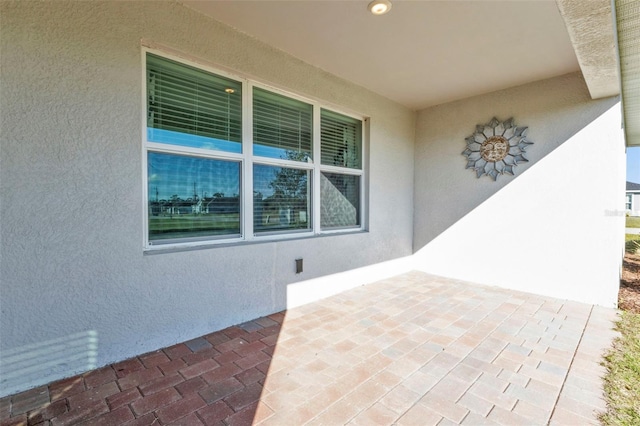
xmin=462 ymin=117 xmax=533 ymax=181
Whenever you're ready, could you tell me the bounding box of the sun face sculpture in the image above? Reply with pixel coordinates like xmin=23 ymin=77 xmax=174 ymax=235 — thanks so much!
xmin=462 ymin=117 xmax=533 ymax=181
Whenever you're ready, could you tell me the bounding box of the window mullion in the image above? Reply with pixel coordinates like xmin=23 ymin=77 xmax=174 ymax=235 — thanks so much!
xmin=142 ymin=49 xmax=151 ymax=249
xmin=360 ymin=118 xmax=368 ymax=230
xmin=313 ymin=103 xmax=322 ymax=235
xmin=145 ymin=142 xmax=244 ymax=161
xmin=143 ymin=48 xmax=366 ymax=249
xmin=244 ymin=81 xmax=254 ymax=240
xmin=251 ymin=157 xmax=314 ymax=170
xmin=318 ymin=164 xmax=363 ymax=175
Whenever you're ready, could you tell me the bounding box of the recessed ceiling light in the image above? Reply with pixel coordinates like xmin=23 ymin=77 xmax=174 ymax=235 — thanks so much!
xmin=368 ymin=0 xmax=392 ymax=15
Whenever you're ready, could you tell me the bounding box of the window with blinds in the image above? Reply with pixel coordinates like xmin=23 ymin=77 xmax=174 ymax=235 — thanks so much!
xmin=320 ymin=109 xmax=362 ymax=169
xmin=319 ymin=109 xmax=362 ymax=230
xmin=253 ymin=87 xmax=312 ymax=161
xmin=144 ymin=49 xmax=365 ymax=249
xmin=147 ymin=53 xmax=242 ymax=153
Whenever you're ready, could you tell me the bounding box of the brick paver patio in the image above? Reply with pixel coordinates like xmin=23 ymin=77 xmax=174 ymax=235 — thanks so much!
xmin=0 ymin=271 xmax=618 ymax=425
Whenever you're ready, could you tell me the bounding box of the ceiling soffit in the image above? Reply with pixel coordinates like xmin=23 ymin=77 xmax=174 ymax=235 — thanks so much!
xmin=615 ymin=0 xmax=640 ymax=147
xmin=182 ymin=0 xmax=580 ymax=111
xmin=556 ymin=0 xmax=619 ymax=100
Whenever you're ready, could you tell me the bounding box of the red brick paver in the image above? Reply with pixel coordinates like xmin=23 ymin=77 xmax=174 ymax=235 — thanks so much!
xmin=0 ymin=272 xmax=617 ymax=425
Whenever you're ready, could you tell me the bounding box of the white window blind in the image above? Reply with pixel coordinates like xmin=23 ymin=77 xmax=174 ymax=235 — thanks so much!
xmin=253 ymin=87 xmax=312 ymax=161
xmin=320 ymin=109 xmax=362 ymax=169
xmin=144 ymin=49 xmax=366 ymax=249
xmin=147 ymin=53 xmax=242 ymax=153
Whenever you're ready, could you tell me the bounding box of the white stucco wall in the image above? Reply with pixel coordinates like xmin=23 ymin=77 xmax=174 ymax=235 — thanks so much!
xmin=0 ymin=1 xmax=415 ymax=396
xmin=413 ymin=72 xmax=626 ymax=306
xmin=0 ymin=1 xmax=628 ymax=399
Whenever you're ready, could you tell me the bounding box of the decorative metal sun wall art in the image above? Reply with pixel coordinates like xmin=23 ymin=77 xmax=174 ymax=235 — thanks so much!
xmin=462 ymin=117 xmax=533 ymax=181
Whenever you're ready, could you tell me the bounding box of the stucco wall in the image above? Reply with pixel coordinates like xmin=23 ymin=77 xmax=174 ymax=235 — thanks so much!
xmin=413 ymin=72 xmax=626 ymax=306
xmin=0 ymin=1 xmax=415 ymax=396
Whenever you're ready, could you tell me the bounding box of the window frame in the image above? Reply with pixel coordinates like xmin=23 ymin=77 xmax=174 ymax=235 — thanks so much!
xmin=142 ymin=47 xmax=367 ymax=250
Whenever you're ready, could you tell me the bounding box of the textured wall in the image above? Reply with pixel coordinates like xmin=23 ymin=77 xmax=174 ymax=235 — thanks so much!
xmin=1 ymin=0 xmax=627 ymax=398
xmin=0 ymin=1 xmax=415 ymax=396
xmin=413 ymin=72 xmax=626 ymax=306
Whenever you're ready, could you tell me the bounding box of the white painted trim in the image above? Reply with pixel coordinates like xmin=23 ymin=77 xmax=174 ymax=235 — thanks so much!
xmin=313 ymin=104 xmax=322 ymax=235
xmin=361 ymin=117 xmax=369 ymax=230
xmin=142 ymin=45 xmax=247 ymax=87
xmin=318 ymin=164 xmax=364 ymax=175
xmin=141 ymin=48 xmax=150 ymax=250
xmin=145 ymin=143 xmax=244 ymax=161
xmin=141 ymin=46 xmax=368 ymax=250
xmin=243 ymin=82 xmax=253 ymax=240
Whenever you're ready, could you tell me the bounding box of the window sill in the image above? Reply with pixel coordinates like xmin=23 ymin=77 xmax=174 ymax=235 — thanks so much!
xmin=143 ymin=229 xmax=368 ymax=255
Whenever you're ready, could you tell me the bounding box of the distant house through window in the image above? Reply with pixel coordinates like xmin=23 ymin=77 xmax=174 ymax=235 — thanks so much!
xmin=144 ymin=50 xmax=366 ymax=249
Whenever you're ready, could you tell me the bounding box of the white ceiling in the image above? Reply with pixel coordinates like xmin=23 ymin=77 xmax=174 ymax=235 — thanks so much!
xmin=183 ymin=0 xmax=581 ymax=110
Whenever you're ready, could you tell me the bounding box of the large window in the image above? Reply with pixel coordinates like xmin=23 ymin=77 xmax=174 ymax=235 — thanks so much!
xmin=144 ymin=51 xmax=365 ymax=248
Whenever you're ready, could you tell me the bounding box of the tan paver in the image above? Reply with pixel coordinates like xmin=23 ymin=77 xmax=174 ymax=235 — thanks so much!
xmin=0 ymin=271 xmax=618 ymax=425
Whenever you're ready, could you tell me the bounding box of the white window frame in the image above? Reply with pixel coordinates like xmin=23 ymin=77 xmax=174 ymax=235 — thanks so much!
xmin=142 ymin=47 xmax=367 ymax=250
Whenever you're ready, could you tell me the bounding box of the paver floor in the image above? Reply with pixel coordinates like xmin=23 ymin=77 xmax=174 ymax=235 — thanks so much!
xmin=0 ymin=271 xmax=619 ymax=425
